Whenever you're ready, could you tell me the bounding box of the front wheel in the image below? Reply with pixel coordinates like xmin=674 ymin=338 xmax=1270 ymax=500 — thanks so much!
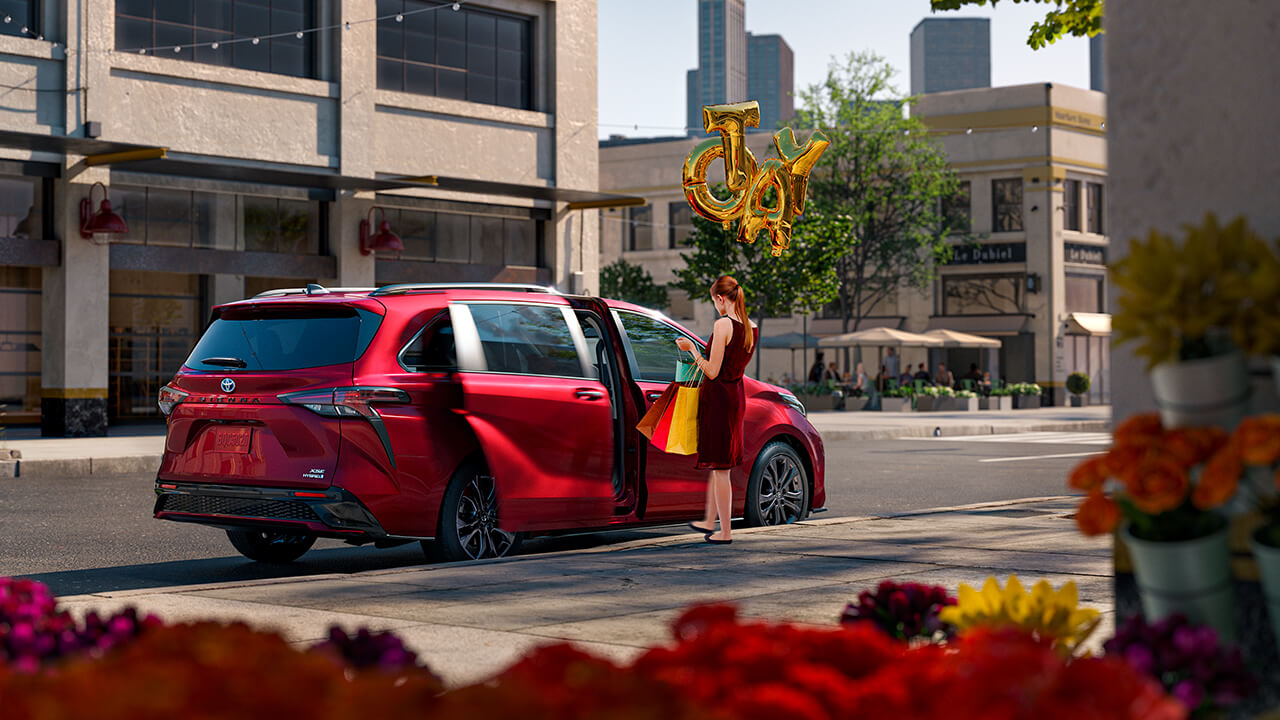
xmin=744 ymin=442 xmax=810 ymax=527
xmin=225 ymin=528 xmax=316 ymax=563
xmin=429 ymin=460 xmax=522 ymax=562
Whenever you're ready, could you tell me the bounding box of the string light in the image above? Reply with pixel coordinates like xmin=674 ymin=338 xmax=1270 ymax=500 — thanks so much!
xmin=3 ymin=15 xmax=10 ymax=23
xmin=599 ymin=122 xmax=1100 ymax=138
xmin=396 ymin=14 xmax=404 ymax=22
xmin=251 ymin=37 xmax=260 ymax=45
xmin=295 ymin=31 xmax=304 ymax=39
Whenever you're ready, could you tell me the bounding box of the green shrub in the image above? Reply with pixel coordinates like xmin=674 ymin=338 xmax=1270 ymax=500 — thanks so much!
xmin=1066 ymin=372 xmax=1090 ymax=396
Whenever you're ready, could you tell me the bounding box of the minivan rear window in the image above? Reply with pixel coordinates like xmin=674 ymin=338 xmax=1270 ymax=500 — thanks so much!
xmin=184 ymin=306 xmax=383 ymax=372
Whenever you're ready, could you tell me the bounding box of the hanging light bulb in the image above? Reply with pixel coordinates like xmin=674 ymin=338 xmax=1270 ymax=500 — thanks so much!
xmin=395 ymin=14 xmax=403 ymax=21
xmin=452 ymin=2 xmax=460 ymax=10
xmin=965 ymin=127 xmax=973 ymax=135
xmin=3 ymin=15 xmax=10 ymax=23
xmin=138 ymin=47 xmax=146 ymax=54
xmin=174 ymin=45 xmax=181 ymax=52
xmin=295 ymin=30 xmax=303 ymax=38
xmin=251 ymin=37 xmax=260 ymax=44
xmin=344 ymin=21 xmax=351 ymax=30
xmin=1031 ymin=125 xmax=1039 ymax=132
xmin=211 ymin=41 xmax=219 ymax=49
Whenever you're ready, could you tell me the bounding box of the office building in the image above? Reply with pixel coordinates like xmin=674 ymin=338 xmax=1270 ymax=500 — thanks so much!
xmin=1090 ymin=34 xmax=1106 ymax=92
xmin=746 ymin=33 xmax=794 ymax=131
xmin=909 ymin=18 xmax=991 ymax=96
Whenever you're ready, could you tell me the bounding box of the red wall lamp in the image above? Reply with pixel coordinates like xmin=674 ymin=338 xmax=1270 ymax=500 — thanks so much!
xmin=360 ymin=207 xmax=403 ymax=255
xmin=79 ymin=182 xmax=129 ymax=240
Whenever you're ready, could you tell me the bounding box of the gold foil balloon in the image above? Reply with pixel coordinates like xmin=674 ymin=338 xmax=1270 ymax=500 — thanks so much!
xmin=682 ymin=101 xmax=829 ymax=256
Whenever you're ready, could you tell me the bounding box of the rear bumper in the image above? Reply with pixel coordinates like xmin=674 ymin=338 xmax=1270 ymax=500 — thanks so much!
xmin=153 ymin=482 xmax=391 ymax=540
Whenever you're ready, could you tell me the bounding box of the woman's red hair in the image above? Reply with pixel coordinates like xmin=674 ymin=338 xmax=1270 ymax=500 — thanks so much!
xmin=711 ymin=275 xmax=753 ymax=353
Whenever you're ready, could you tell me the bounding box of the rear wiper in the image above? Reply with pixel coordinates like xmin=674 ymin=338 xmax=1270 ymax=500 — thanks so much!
xmin=201 ymin=356 xmax=248 ymax=368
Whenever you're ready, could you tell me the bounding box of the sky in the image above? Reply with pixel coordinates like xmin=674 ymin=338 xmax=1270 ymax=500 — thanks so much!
xmin=597 ymin=0 xmax=1092 ymax=139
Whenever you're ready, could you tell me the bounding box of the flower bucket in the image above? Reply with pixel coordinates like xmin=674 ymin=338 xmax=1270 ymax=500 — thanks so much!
xmin=1069 ymin=395 xmax=1088 ymax=407
xmin=1150 ymin=350 xmax=1249 ymax=429
xmin=915 ymin=396 xmax=936 ymax=412
xmin=1014 ymin=394 xmax=1040 ymax=409
xmin=881 ymin=397 xmax=912 ymax=412
xmin=955 ymin=397 xmax=979 ymax=411
xmin=1250 ymin=526 xmax=1280 ymax=651
xmin=1122 ymin=523 xmax=1235 ymax=642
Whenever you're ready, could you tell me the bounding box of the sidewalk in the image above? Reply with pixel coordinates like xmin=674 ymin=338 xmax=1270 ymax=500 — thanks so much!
xmin=55 ymin=495 xmax=1110 ymax=688
xmin=0 ymin=406 xmax=1111 ymax=478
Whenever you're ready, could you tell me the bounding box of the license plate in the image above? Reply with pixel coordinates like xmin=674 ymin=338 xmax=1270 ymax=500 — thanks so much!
xmin=212 ymin=427 xmax=252 ymax=453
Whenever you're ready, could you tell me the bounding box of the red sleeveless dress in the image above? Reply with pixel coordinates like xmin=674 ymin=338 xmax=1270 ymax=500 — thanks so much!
xmin=696 ymin=318 xmax=757 ymax=470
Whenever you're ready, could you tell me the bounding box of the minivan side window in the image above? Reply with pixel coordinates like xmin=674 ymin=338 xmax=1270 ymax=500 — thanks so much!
xmin=468 ymin=303 xmax=586 ymax=378
xmin=616 ymin=310 xmax=697 ymax=383
xmin=400 ymin=315 xmax=457 ymax=373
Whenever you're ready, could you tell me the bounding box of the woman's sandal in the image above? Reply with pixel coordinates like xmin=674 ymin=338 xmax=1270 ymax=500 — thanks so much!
xmin=687 ymin=522 xmax=715 ymax=534
xmin=704 ymin=536 xmax=732 ymax=545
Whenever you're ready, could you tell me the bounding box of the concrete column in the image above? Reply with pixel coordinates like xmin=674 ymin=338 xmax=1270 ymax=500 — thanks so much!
xmin=42 ymin=175 xmax=110 ymax=436
xmin=329 ymin=194 xmax=376 ymax=287
xmin=329 ymin=0 xmax=377 ymax=288
xmin=208 ymin=193 xmax=244 ymax=305
xmin=550 ymin=0 xmax=599 ymax=294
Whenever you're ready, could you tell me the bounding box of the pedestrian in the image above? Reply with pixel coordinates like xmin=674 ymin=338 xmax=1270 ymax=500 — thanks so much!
xmin=852 ymin=362 xmax=869 ymax=398
xmin=676 ymin=274 xmax=757 ymax=545
xmin=913 ymin=363 xmax=931 ymax=382
xmin=884 ymin=347 xmax=900 ymax=381
xmin=936 ymin=363 xmax=954 ymax=388
xmin=808 ymin=352 xmax=825 ymax=384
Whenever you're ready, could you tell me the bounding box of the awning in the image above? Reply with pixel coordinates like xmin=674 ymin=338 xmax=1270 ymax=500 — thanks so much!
xmin=922 ymin=328 xmax=1002 ymax=348
xmin=818 ymin=327 xmax=943 ymax=348
xmin=1066 ymin=312 xmax=1112 ymax=335
xmin=926 ymin=314 xmax=1031 ymax=336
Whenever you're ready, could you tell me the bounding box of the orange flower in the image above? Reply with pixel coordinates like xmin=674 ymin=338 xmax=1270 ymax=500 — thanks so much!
xmin=1193 ymin=449 xmax=1242 ymax=510
xmin=1068 ymin=456 xmax=1109 ymax=493
xmin=1125 ymin=456 xmax=1190 ymax=514
xmin=1076 ymin=492 xmax=1120 ymax=536
xmin=1103 ymin=444 xmax=1155 ymax=485
xmin=1234 ymin=414 xmax=1280 ymax=466
xmin=1113 ymin=412 xmax=1164 ymax=448
xmin=1164 ymin=426 xmax=1228 ymax=468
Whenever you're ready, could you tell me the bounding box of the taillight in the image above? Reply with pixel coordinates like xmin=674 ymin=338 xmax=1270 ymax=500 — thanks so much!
xmin=158 ymin=384 xmax=189 ymax=416
xmin=278 ymin=387 xmax=409 ymax=468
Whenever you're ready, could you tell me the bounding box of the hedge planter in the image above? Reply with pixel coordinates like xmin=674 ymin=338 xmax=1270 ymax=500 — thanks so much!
xmin=844 ymin=396 xmax=870 ymax=412
xmin=980 ymin=396 xmax=1014 ymax=411
xmin=1069 ymin=395 xmax=1088 ymax=407
xmin=798 ymin=394 xmax=838 ymax=412
xmin=1013 ymin=395 xmax=1041 ymax=409
xmin=1122 ymin=523 xmax=1235 ymax=642
xmin=880 ymin=397 xmax=912 ymax=412
xmin=1149 ymin=350 xmax=1249 ymax=429
xmin=915 ymin=396 xmax=937 ymax=412
xmin=953 ymin=397 xmax=979 ymax=412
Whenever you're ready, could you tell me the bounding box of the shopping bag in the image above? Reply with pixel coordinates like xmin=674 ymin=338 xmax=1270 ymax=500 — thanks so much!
xmin=676 ymin=353 xmax=700 ymax=382
xmin=664 ymin=385 xmax=700 ymax=455
xmin=637 ymin=383 xmax=677 ymax=442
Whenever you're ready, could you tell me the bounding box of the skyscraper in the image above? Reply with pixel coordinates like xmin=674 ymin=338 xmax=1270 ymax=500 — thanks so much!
xmin=747 ymin=33 xmax=794 ymax=131
xmin=909 ymin=18 xmax=991 ymax=96
xmin=686 ymin=0 xmax=747 ymax=133
xmin=1090 ymin=34 xmax=1105 ymax=92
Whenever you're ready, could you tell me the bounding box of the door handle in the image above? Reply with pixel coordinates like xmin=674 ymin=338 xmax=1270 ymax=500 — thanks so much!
xmin=645 ymin=390 xmax=664 ymax=401
xmin=575 ymin=388 xmax=605 ymax=401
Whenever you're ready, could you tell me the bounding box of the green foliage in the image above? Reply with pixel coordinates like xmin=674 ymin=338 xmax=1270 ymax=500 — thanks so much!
xmin=599 ymin=258 xmax=669 ymax=310
xmin=990 ymin=387 xmax=1015 ymax=397
xmin=1009 ymin=383 xmax=1043 ymax=396
xmin=1066 ymin=371 xmax=1091 ymax=396
xmin=793 ymin=52 xmax=963 ymax=333
xmin=955 ymin=390 xmax=978 ymax=399
xmin=882 ymin=386 xmax=914 ymax=398
xmin=786 ymin=380 xmax=840 ymax=396
xmin=929 ymin=0 xmax=1103 ymax=49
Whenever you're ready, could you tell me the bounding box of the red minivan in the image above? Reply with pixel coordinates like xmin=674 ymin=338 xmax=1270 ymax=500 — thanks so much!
xmin=154 ymin=283 xmax=825 ymax=563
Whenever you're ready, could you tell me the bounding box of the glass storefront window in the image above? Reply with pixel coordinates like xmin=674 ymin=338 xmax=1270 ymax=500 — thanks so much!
xmin=112 ymin=186 xmax=321 ymax=253
xmin=0 ymin=177 xmax=39 ymax=239
xmin=109 ymin=271 xmax=200 ymax=420
xmin=0 ymin=267 xmax=41 ymax=424
xmin=942 ymin=275 xmax=1023 ymax=316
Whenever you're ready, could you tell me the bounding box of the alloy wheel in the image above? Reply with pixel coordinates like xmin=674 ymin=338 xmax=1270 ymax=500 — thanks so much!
xmin=455 ymin=473 xmax=517 ymax=560
xmin=756 ymin=454 xmax=805 ymax=525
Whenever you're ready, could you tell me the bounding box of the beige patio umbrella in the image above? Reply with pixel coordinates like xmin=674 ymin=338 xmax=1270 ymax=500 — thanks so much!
xmin=921 ymin=328 xmax=1001 ymax=348
xmin=817 ymin=327 xmax=944 ymax=348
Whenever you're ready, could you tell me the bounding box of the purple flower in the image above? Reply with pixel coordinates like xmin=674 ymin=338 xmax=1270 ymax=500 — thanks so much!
xmin=840 ymin=581 xmax=956 ymax=642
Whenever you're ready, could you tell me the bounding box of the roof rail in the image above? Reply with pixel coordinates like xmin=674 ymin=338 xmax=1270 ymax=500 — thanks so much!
xmin=250 ymin=286 xmax=376 ymax=299
xmin=369 ymin=282 xmax=560 ymax=297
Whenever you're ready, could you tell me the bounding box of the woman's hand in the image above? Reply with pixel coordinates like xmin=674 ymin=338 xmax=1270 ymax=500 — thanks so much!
xmin=675 ymin=337 xmax=695 ymax=353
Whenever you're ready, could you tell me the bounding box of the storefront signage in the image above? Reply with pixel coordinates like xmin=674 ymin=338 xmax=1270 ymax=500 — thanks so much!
xmin=1065 ymin=243 xmax=1107 ymax=266
xmin=949 ymin=243 xmax=1026 ymax=265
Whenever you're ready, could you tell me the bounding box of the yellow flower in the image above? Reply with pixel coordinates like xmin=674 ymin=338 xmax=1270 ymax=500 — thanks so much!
xmin=938 ymin=574 xmax=1101 ymax=657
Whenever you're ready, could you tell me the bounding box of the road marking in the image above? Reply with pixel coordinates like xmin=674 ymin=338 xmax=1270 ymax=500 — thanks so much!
xmin=978 ymin=451 xmax=1107 ymax=463
xmin=923 ymin=431 xmax=1112 ymax=445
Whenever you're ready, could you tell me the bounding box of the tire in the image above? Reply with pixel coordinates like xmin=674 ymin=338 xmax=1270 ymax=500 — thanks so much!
xmin=225 ymin=528 xmax=316 ymax=563
xmin=429 ymin=460 xmax=523 ymax=562
xmin=744 ymin=442 xmax=810 ymax=527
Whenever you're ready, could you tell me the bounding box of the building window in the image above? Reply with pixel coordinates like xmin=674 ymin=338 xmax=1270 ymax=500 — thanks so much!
xmin=0 ymin=177 xmax=41 ymax=239
xmin=1063 ymin=179 xmax=1081 ymax=232
xmin=668 ymin=203 xmax=692 ymax=248
xmin=374 ymin=208 xmax=541 ymax=267
xmin=109 ymin=270 xmax=201 ymax=420
xmin=115 ymin=0 xmax=317 ymax=78
xmin=991 ymin=178 xmax=1023 ymax=233
xmin=0 ymin=1 xmax=37 ymax=39
xmin=1086 ymin=182 xmax=1104 ymax=234
xmin=376 ymin=0 xmax=532 ymax=110
xmin=628 ymin=205 xmax=652 ymax=252
xmin=941 ymin=180 xmax=970 ymax=234
xmin=1065 ymin=273 xmax=1104 ymax=314
xmin=0 ymin=267 xmax=42 ymax=424
xmin=111 ymin=186 xmax=322 ymax=253
xmin=941 ymin=275 xmax=1023 ymax=316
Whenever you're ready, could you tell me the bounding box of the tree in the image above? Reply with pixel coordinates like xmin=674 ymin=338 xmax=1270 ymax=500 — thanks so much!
xmin=674 ymin=202 xmax=840 ymax=378
xmin=793 ymin=52 xmax=963 ymax=348
xmin=929 ymin=0 xmax=1102 ymax=49
xmin=598 ymin=259 xmax=668 ymax=310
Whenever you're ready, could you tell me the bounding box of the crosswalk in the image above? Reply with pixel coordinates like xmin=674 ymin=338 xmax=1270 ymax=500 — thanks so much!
xmin=926 ymin=431 xmax=1112 ymax=446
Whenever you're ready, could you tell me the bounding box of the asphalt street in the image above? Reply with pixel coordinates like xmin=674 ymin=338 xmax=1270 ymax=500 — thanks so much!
xmin=0 ymin=431 xmax=1103 ymax=596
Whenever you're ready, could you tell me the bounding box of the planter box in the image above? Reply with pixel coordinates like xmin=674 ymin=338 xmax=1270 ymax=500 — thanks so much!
xmin=953 ymin=397 xmax=979 ymax=412
xmin=844 ymin=396 xmax=870 ymax=412
xmin=1014 ymin=395 xmax=1041 ymax=409
xmin=798 ymin=393 xmax=838 ymax=411
xmin=981 ymin=396 xmax=1014 ymax=411
xmin=880 ymin=397 xmax=912 ymax=412
xmin=914 ymin=396 xmax=937 ymax=411
xmin=1069 ymin=395 xmax=1088 ymax=407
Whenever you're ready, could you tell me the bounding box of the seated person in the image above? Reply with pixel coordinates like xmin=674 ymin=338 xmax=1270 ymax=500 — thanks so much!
xmin=964 ymin=363 xmax=984 ymax=382
xmin=980 ymin=371 xmax=993 ymax=395
xmin=935 ymin=363 xmax=955 ymax=388
xmin=912 ymin=363 xmax=931 ymax=383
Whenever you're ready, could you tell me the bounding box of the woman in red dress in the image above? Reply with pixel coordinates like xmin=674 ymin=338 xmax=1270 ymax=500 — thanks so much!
xmin=676 ymin=275 xmax=757 ymax=544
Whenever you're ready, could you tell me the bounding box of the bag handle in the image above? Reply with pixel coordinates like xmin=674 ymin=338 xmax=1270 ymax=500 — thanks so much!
xmin=681 ymin=349 xmax=706 ymax=388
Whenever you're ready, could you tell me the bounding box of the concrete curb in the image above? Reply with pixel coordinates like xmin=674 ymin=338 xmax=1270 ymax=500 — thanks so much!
xmin=816 ymin=420 xmax=1110 ymax=443
xmin=0 ymin=454 xmax=161 ymax=479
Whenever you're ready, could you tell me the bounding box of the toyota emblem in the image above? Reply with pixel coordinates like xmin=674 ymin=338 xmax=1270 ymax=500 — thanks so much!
xmin=221 ymin=377 xmax=236 ymax=393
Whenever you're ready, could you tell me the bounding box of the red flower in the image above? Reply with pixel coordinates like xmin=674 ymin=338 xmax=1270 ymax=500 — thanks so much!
xmin=1069 ymin=456 xmax=1110 ymax=493
xmin=1076 ymin=492 xmax=1121 ymax=536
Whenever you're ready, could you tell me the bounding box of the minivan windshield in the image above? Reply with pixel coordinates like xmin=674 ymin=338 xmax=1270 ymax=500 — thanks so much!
xmin=184 ymin=306 xmax=382 ymax=372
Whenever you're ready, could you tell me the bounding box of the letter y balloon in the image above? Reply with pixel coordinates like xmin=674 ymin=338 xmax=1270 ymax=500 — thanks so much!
xmin=681 ymin=101 xmax=829 ymax=257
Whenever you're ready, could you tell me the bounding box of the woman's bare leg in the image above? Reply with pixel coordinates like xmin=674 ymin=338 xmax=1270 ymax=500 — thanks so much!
xmin=709 ymin=469 xmax=732 ymax=541
xmin=693 ymin=479 xmax=716 ymax=532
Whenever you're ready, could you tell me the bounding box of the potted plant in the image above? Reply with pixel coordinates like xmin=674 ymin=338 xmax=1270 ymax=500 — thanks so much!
xmin=1069 ymin=413 xmax=1239 ymax=640
xmin=786 ymin=380 xmax=840 ymax=412
xmin=984 ymin=386 xmax=1014 ymax=411
xmin=1011 ymin=383 xmax=1042 ymax=409
xmin=914 ymin=385 xmax=953 ymax=412
xmin=1111 ymin=213 xmax=1280 ymax=428
xmin=880 ymin=385 xmax=913 ymax=412
xmin=953 ymin=389 xmax=979 ymax=412
xmin=1066 ymin=372 xmax=1090 ymax=407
